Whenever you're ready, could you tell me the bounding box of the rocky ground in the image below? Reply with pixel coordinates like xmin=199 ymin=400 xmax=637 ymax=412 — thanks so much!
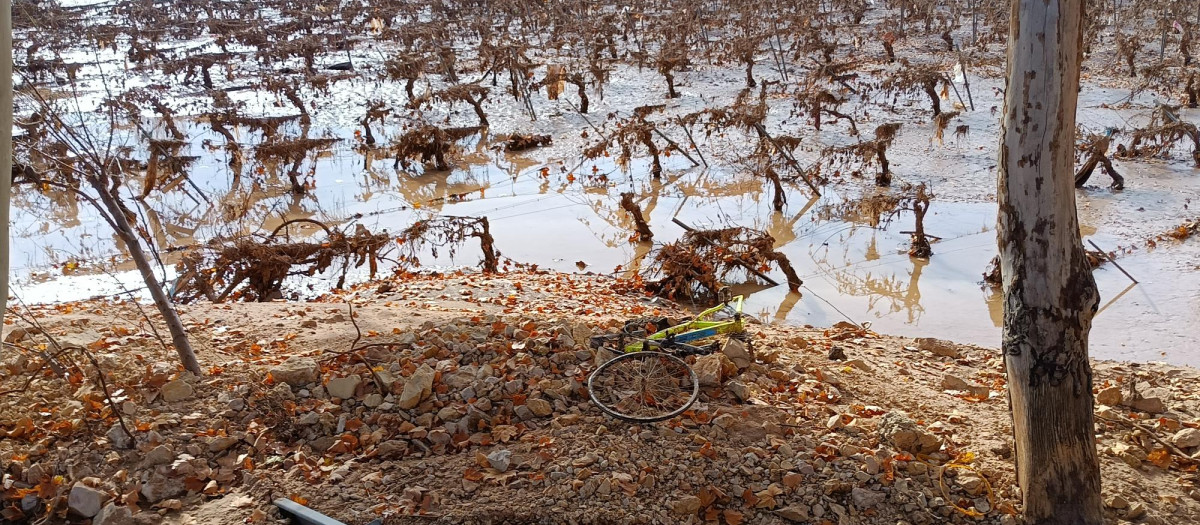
xmin=1 ymin=271 xmax=1199 ymax=525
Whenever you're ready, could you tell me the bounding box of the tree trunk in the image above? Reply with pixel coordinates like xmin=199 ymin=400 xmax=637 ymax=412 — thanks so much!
xmin=574 ymin=80 xmax=589 ymax=113
xmin=996 ymin=0 xmax=1103 ymax=523
xmin=467 ymin=97 xmax=489 ymax=127
xmin=923 ymin=80 xmax=942 ymax=117
xmin=619 ymin=192 xmax=654 ymax=241
xmin=875 ymin=147 xmax=891 ymax=186
xmin=971 ymin=0 xmax=979 ymax=43
xmin=0 ymin=0 xmax=11 ymax=349
xmin=474 ymin=217 xmax=498 ymax=273
xmin=89 ymin=177 xmax=202 ymax=376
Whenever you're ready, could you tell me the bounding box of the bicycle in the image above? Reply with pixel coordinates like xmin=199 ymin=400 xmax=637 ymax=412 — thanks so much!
xmin=587 ymin=291 xmax=746 ymax=422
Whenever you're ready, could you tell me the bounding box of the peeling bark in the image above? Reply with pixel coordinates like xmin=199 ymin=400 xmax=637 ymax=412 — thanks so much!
xmin=996 ymin=1 xmax=1103 ymax=523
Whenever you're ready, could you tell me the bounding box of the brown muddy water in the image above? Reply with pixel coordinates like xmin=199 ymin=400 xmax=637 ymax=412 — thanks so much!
xmin=9 ymin=121 xmax=1200 ymax=367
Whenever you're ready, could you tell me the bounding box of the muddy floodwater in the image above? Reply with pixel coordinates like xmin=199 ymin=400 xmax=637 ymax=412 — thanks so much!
xmin=9 ymin=55 xmax=1200 ymax=366
xmin=11 ymin=105 xmax=1200 ymax=367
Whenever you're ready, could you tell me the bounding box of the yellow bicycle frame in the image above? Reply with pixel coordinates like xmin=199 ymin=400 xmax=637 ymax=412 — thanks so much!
xmin=621 ymin=295 xmax=744 ymax=353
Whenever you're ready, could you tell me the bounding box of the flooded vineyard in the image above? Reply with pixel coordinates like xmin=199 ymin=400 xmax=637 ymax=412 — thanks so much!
xmin=8 ymin=0 xmax=1200 ymax=365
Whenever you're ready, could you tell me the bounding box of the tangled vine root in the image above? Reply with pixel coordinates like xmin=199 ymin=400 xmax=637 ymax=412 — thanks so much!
xmin=396 ymin=216 xmax=500 ymax=273
xmin=175 ymin=220 xmax=391 ymax=303
xmin=645 ymin=226 xmax=801 ymax=300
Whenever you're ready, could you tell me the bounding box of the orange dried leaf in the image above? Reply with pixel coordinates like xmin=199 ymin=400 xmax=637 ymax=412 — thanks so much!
xmin=1147 ymin=449 xmax=1172 ymax=469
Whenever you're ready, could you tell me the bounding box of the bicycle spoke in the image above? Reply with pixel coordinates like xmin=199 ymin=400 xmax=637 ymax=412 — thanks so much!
xmin=589 ymin=351 xmax=699 ymax=422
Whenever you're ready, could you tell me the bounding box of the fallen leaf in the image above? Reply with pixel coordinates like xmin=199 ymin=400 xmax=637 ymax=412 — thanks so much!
xmin=1147 ymin=449 xmax=1172 ymax=469
xmin=723 ymin=509 xmax=744 ymax=525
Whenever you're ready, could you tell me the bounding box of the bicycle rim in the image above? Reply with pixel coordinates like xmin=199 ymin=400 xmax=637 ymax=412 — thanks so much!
xmin=587 ymin=351 xmax=699 ymax=422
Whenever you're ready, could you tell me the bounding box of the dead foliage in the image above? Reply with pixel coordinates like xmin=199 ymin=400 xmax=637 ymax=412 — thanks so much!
xmin=645 ymin=226 xmax=801 ymax=300
xmin=815 ymin=123 xmax=902 ymax=186
xmin=411 ymin=84 xmax=491 ymax=127
xmin=818 ymin=193 xmax=903 ymax=227
xmin=396 ymin=216 xmax=500 ymax=273
xmin=881 ymin=62 xmax=949 ymax=118
xmin=931 ymin=111 xmax=961 ymax=146
xmin=174 ymin=221 xmax=392 ymax=303
xmin=583 ymin=114 xmax=665 ymax=178
xmin=793 ymin=89 xmax=859 ymax=135
xmin=502 ymin=134 xmax=552 ymax=152
xmin=1119 ymin=105 xmax=1200 ymax=167
xmin=253 ymin=138 xmax=340 ymax=163
xmin=1146 ymin=217 xmax=1200 ymax=249
xmin=390 ymin=125 xmax=480 ymax=172
xmin=816 ymin=183 xmax=934 ymax=257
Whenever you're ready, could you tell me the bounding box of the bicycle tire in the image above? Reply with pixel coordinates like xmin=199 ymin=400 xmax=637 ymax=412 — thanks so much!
xmin=587 ymin=351 xmax=699 ymax=423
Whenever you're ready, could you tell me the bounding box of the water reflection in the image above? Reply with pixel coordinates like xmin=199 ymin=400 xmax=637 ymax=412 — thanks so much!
xmin=9 ymin=111 xmax=1200 ymax=366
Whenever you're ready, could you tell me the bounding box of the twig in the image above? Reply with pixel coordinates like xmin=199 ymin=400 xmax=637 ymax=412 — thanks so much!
xmin=73 ymin=344 xmax=136 ymax=445
xmin=677 ymin=121 xmax=708 ymax=168
xmin=956 ymin=49 xmax=976 ymax=111
xmin=337 ymin=300 xmax=386 ymax=393
xmin=0 ymin=342 xmax=79 ymax=396
xmin=752 ymin=123 xmax=821 ymax=197
xmin=6 ymin=299 xmax=68 ymax=375
xmin=1087 ymin=240 xmax=1138 ymax=283
xmin=1096 ymin=412 xmax=1194 ymax=463
xmin=899 ymin=231 xmax=944 ymax=241
xmin=943 ymin=74 xmax=967 ymax=111
xmin=651 ymin=128 xmax=700 ymax=167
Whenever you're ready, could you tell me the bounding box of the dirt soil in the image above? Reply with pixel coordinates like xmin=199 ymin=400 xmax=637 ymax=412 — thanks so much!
xmin=2 ymin=271 xmax=1199 ymax=525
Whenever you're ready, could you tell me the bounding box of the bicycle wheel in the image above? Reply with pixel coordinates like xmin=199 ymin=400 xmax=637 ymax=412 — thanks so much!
xmin=588 ymin=351 xmax=699 ymax=422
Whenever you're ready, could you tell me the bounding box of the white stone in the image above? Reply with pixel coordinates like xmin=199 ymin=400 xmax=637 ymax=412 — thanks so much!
xmin=915 ymin=338 xmax=959 ymax=358
xmin=363 ymin=393 xmax=384 ymax=408
xmin=140 ymin=473 xmax=185 ymax=503
xmin=106 ymin=424 xmax=132 ymax=449
xmin=93 ymin=502 xmax=134 ymax=525
xmin=1173 ymin=428 xmax=1200 ymax=449
xmin=160 ymin=380 xmax=193 ymax=402
xmin=722 ymin=338 xmax=753 ymax=369
xmin=208 ymin=436 xmax=239 ymax=453
xmin=398 ymin=365 xmax=436 ymax=409
xmin=694 ymin=354 xmax=724 ymax=387
xmin=143 ymin=445 xmax=173 ymax=466
xmin=526 ymin=398 xmax=553 ymax=417
xmin=487 ymin=449 xmax=512 ymax=472
xmin=327 ymin=376 xmax=362 ymax=400
xmin=727 ymin=380 xmax=751 ymax=401
xmin=68 ymin=484 xmax=109 ymax=518
xmin=270 ymin=357 xmax=319 ymax=386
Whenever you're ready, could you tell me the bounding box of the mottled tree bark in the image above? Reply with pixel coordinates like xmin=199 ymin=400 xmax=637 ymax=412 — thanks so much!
xmin=996 ymin=0 xmax=1103 ymax=523
xmin=0 ymin=3 xmax=12 ymax=350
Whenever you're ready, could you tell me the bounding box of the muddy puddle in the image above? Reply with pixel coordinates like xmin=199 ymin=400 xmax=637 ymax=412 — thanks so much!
xmin=9 ymin=116 xmax=1200 ymax=367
